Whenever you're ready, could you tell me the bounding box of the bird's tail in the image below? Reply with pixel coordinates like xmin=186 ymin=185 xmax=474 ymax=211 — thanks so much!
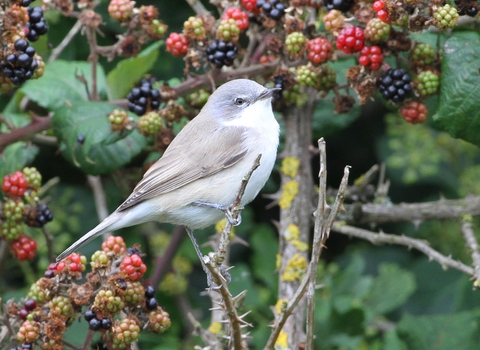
xmin=55 ymin=212 xmax=121 ymax=262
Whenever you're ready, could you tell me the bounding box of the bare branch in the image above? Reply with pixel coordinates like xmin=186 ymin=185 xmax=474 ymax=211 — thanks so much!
xmin=0 ymin=116 xmax=52 ymax=151
xmin=460 ymin=216 xmax=480 ymax=287
xmin=332 ymin=223 xmax=474 ymax=276
xmin=185 ymin=0 xmax=209 ymax=15
xmin=49 ymin=20 xmax=83 ymax=63
xmin=87 ymin=175 xmax=109 ymax=223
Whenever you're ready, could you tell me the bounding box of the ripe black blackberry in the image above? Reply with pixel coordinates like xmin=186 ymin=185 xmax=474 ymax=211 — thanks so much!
xmin=127 ymin=78 xmax=161 ymax=116
xmin=205 ymin=40 xmax=238 ymax=68
xmin=272 ymin=74 xmax=284 ymax=100
xmin=378 ymin=68 xmax=412 ymax=103
xmin=323 ymin=0 xmax=354 ymax=12
xmin=1 ymin=39 xmax=38 ymax=86
xmin=256 ymin=0 xmax=286 ymax=20
xmin=35 ymin=204 xmax=53 ymax=227
xmin=26 ymin=6 xmax=48 ymax=42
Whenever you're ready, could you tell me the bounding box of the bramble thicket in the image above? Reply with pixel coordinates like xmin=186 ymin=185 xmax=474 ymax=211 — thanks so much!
xmin=1 ymin=0 xmax=480 ymax=349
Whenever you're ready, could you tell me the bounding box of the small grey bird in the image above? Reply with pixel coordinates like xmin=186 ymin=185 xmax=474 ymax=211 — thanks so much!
xmin=56 ymin=79 xmax=280 ymax=285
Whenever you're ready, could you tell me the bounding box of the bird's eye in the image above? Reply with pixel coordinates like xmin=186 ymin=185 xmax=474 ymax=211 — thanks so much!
xmin=234 ymin=98 xmax=245 ymax=106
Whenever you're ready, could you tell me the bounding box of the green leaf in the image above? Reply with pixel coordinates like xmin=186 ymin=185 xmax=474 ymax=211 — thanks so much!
xmin=106 ymin=41 xmax=164 ymax=101
xmin=312 ymin=57 xmax=361 ymax=137
xmin=51 ymin=101 xmax=146 ymax=175
xmin=383 ymin=330 xmax=408 ymax=350
xmin=0 ymin=142 xmax=39 ymax=179
xmin=365 ymin=263 xmax=416 ymax=315
xmin=20 ymin=60 xmax=107 ymax=110
xmin=433 ymin=32 xmax=480 ymax=146
xmin=397 ymin=311 xmax=480 ymax=350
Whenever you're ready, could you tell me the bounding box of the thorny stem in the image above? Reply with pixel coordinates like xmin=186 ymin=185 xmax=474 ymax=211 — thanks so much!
xmin=332 ymin=223 xmax=475 ymax=276
xmin=216 ymin=154 xmax=261 ymax=263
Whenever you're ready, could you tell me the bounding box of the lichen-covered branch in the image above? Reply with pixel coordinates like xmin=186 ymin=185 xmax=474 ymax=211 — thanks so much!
xmin=345 ymin=196 xmax=480 ymax=225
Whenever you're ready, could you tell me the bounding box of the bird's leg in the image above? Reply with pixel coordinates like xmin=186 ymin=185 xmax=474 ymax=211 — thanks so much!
xmin=185 ymin=227 xmax=221 ymax=290
xmin=191 ymin=200 xmax=243 ymax=226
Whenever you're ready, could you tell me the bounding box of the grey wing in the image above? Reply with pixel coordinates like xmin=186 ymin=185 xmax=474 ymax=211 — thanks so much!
xmin=117 ymin=126 xmax=248 ymax=212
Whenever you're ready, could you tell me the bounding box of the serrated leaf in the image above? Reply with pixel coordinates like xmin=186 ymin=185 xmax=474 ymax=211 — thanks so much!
xmin=365 ymin=263 xmax=416 ymax=315
xmin=20 ymin=60 xmax=107 ymax=110
xmin=106 ymin=41 xmax=163 ymax=101
xmin=0 ymin=142 xmax=39 ymax=178
xmin=432 ymin=32 xmax=480 ymax=146
xmin=397 ymin=311 xmax=480 ymax=350
xmin=51 ymin=101 xmax=146 ymax=175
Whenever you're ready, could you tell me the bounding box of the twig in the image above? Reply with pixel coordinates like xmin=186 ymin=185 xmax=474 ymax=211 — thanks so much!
xmin=41 ymin=226 xmax=55 ymax=262
xmin=0 ymin=116 xmax=52 ymax=151
xmin=49 ymin=20 xmax=83 ymax=62
xmin=332 ymin=223 xmax=474 ymax=276
xmin=185 ymin=0 xmax=209 ymax=15
xmin=80 ymin=328 xmax=94 ymax=350
xmin=460 ymin=216 xmax=480 ymax=287
xmin=205 ymin=259 xmax=248 ymax=350
xmin=216 ymin=154 xmax=261 ymax=265
xmin=305 ymin=139 xmax=327 ymax=350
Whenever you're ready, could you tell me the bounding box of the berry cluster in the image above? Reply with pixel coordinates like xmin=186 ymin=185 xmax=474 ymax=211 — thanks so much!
xmin=2 ymin=171 xmax=27 ymax=197
xmin=324 ymin=0 xmax=354 ymax=13
xmin=102 ymin=235 xmax=128 ymax=256
xmin=285 ymin=32 xmax=307 ymax=59
xmin=364 ymin=18 xmax=390 ymax=43
xmin=26 ymin=6 xmax=49 ymax=42
xmin=127 ymin=78 xmax=161 ymax=116
xmin=256 ymin=0 xmax=286 ymax=21
xmin=166 ymin=32 xmax=190 ymax=57
xmin=11 ymin=235 xmax=37 ymax=261
xmin=206 ymin=40 xmax=238 ymax=68
xmin=307 ymin=37 xmax=333 ymax=65
xmin=11 ymin=235 xmax=171 ymax=349
xmin=222 ymin=7 xmax=249 ymax=31
xmin=415 ymin=70 xmax=440 ymax=97
xmin=0 ymin=39 xmax=39 ymax=86
xmin=358 ymin=46 xmax=384 ymax=71
xmin=336 ymin=25 xmax=365 ymax=54
xmin=378 ymin=68 xmax=412 ymax=103
xmin=84 ymin=309 xmax=113 ymax=331
xmin=120 ymin=252 xmax=147 ymax=280
xmin=373 ymin=0 xmax=391 ymax=23
xmin=108 ymin=109 xmax=130 ymax=132
xmin=55 ymin=253 xmax=87 ymax=275
xmin=401 ymin=100 xmax=428 ymax=124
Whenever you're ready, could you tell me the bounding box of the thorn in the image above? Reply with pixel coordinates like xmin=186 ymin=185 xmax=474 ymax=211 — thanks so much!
xmin=209 ymin=307 xmax=224 ymax=311
xmin=232 ymin=290 xmax=247 ymax=301
xmin=219 ymin=319 xmax=230 ymax=324
xmin=238 ymin=310 xmax=252 ymax=319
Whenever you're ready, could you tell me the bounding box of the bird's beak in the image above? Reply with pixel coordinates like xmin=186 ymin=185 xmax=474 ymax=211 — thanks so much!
xmin=257 ymin=87 xmax=281 ymax=101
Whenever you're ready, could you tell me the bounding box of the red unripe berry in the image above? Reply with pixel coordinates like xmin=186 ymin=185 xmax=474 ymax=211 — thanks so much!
xmin=336 ymin=25 xmax=365 ymax=54
xmin=241 ymin=0 xmax=260 ymax=14
xmin=223 ymin=7 xmax=249 ymax=30
xmin=307 ymin=37 xmax=333 ymax=65
xmin=401 ymin=100 xmax=428 ymax=124
xmin=11 ymin=235 xmax=37 ymax=261
xmin=166 ymin=33 xmax=189 ymax=57
xmin=358 ymin=46 xmax=384 ymax=70
xmin=373 ymin=0 xmax=384 ymax=11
